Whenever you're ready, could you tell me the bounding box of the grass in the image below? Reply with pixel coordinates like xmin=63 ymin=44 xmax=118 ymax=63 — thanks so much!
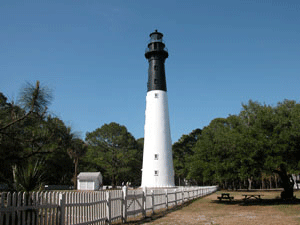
xmin=125 ymin=190 xmax=300 ymax=224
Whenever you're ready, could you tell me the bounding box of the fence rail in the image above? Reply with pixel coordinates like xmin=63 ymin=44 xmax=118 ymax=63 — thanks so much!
xmin=0 ymin=186 xmax=217 ymax=225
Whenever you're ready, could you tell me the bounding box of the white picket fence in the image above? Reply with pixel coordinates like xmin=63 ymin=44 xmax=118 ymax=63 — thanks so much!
xmin=0 ymin=186 xmax=217 ymax=225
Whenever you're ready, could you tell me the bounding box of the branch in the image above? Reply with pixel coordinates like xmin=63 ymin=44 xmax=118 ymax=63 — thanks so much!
xmin=0 ymin=111 xmax=32 ymax=131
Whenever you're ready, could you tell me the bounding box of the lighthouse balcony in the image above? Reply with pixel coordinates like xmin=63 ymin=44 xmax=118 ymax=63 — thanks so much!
xmin=145 ymin=48 xmax=169 ymax=59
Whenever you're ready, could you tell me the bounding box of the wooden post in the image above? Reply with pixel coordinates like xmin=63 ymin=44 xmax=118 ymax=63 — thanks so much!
xmin=12 ymin=192 xmax=17 ymax=225
xmin=122 ymin=186 xmax=128 ymax=223
xmin=142 ymin=187 xmax=146 ymax=218
xmin=165 ymin=189 xmax=168 ymax=209
xmin=106 ymin=191 xmax=111 ymax=225
xmin=174 ymin=189 xmax=177 ymax=206
xmin=59 ymin=193 xmax=66 ymax=225
xmin=151 ymin=190 xmax=154 ymax=215
xmin=133 ymin=191 xmax=136 ymax=218
xmin=17 ymin=192 xmax=22 ymax=225
xmin=6 ymin=193 xmax=11 ymax=225
xmin=22 ymin=192 xmax=26 ymax=225
xmin=0 ymin=192 xmax=5 ymax=225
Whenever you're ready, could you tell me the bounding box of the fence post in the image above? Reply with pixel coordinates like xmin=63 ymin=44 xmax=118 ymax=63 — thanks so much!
xmin=106 ymin=191 xmax=111 ymax=225
xmin=151 ymin=190 xmax=154 ymax=215
xmin=122 ymin=186 xmax=128 ymax=223
xmin=142 ymin=187 xmax=146 ymax=218
xmin=0 ymin=192 xmax=6 ymax=225
xmin=165 ymin=189 xmax=168 ymax=209
xmin=174 ymin=189 xmax=177 ymax=206
xmin=59 ymin=193 xmax=66 ymax=225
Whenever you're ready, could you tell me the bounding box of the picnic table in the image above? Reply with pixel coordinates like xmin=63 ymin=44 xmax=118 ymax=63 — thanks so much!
xmin=242 ymin=194 xmax=263 ymax=201
xmin=217 ymin=193 xmax=234 ymax=201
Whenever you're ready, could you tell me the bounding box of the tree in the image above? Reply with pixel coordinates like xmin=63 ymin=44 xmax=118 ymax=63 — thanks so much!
xmin=0 ymin=93 xmax=23 ymax=185
xmin=172 ymin=129 xmax=201 ymax=185
xmin=18 ymin=81 xmax=52 ymax=115
xmin=0 ymin=81 xmax=54 ymax=165
xmin=12 ymin=159 xmax=45 ymax=192
xmin=239 ymin=100 xmax=300 ymax=193
xmin=85 ymin=122 xmax=142 ymax=186
xmin=0 ymin=81 xmax=52 ymax=132
xmin=0 ymin=81 xmax=75 ymax=190
xmin=68 ymin=138 xmax=88 ymax=189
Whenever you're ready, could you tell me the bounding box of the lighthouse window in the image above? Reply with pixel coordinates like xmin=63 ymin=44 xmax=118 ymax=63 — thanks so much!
xmin=154 ymin=79 xmax=158 ymax=84
xmin=154 ymin=154 xmax=159 ymax=160
xmin=154 ymin=93 xmax=159 ymax=98
xmin=154 ymin=65 xmax=158 ymax=71
xmin=154 ymin=170 xmax=159 ymax=176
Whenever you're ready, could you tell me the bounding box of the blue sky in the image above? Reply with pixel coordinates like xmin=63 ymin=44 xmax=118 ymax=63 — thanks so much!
xmin=1 ymin=0 xmax=300 ymax=142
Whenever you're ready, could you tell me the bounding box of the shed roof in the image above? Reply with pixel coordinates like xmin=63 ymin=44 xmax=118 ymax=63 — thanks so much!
xmin=77 ymin=172 xmax=102 ymax=181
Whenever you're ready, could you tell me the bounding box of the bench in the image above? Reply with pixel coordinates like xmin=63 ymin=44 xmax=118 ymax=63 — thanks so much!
xmin=242 ymin=194 xmax=263 ymax=201
xmin=217 ymin=193 xmax=234 ymax=201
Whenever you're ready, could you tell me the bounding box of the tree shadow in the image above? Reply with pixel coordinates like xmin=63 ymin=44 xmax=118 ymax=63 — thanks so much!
xmin=212 ymin=198 xmax=300 ymax=206
xmin=121 ymin=199 xmax=199 ymax=224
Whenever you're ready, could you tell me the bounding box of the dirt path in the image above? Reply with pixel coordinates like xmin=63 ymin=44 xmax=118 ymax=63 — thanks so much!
xmin=139 ymin=191 xmax=300 ymax=225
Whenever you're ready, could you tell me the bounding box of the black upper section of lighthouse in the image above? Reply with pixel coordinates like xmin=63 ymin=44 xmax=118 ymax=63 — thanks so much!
xmin=145 ymin=30 xmax=168 ymax=92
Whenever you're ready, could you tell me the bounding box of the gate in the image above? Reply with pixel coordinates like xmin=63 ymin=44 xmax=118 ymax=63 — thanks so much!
xmin=123 ymin=188 xmax=145 ymax=222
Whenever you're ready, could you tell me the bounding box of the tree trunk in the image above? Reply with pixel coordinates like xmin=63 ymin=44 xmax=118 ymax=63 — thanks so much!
xmin=262 ymin=177 xmax=265 ymax=189
xmin=74 ymin=158 xmax=78 ymax=190
xmin=275 ymin=174 xmax=278 ymax=188
xmin=273 ymin=166 xmax=295 ymax=199
xmin=248 ymin=177 xmax=252 ymax=190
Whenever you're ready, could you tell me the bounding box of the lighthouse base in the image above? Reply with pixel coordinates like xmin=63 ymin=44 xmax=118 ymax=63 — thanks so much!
xmin=141 ymin=90 xmax=175 ymax=188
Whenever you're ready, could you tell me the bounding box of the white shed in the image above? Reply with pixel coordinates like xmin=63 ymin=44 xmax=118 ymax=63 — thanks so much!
xmin=77 ymin=172 xmax=102 ymax=191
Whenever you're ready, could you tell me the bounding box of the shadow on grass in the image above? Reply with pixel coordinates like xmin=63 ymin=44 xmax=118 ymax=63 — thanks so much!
xmin=121 ymin=198 xmax=199 ymax=224
xmin=212 ymin=198 xmax=300 ymax=206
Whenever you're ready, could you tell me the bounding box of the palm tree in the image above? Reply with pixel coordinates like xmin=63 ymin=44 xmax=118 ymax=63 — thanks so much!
xmin=68 ymin=138 xmax=88 ymax=189
xmin=12 ymin=159 xmax=45 ymax=191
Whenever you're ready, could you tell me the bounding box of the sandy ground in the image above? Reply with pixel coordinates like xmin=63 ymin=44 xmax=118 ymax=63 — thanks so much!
xmin=128 ymin=191 xmax=300 ymax=225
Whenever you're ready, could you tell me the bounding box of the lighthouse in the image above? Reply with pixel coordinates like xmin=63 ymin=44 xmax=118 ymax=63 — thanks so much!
xmin=141 ymin=30 xmax=175 ymax=187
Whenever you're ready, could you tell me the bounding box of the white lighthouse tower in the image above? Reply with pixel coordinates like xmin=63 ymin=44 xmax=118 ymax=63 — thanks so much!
xmin=141 ymin=30 xmax=175 ymax=187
